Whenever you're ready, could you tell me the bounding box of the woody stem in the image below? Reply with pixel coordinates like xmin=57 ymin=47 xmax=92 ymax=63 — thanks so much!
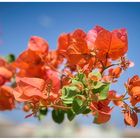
xmin=47 ymin=104 xmax=72 ymax=110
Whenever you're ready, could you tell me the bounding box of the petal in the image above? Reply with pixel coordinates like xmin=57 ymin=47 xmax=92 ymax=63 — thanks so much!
xmin=45 ymin=70 xmax=60 ymax=93
xmin=94 ymin=111 xmax=111 ymax=124
xmin=28 ymin=36 xmax=49 ymax=54
xmin=94 ymin=27 xmax=112 ymax=59
xmin=130 ymin=86 xmax=140 ymax=96
xmin=0 ymin=67 xmax=13 ymax=79
xmin=57 ymin=33 xmax=69 ymax=55
xmin=94 ymin=26 xmax=128 ymax=60
xmin=123 ymin=110 xmax=138 ymax=127
xmin=13 ymin=77 xmax=47 ymax=102
xmin=109 ymin=28 xmax=128 ymax=60
xmin=16 ymin=77 xmax=46 ymax=91
xmin=13 ymin=86 xmax=47 ymax=102
xmin=86 ymin=25 xmax=104 ymax=50
xmin=0 ymin=86 xmax=15 ymax=110
xmin=108 ymin=90 xmax=124 ymax=107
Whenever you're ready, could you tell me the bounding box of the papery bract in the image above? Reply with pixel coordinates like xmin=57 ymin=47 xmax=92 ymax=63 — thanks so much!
xmin=123 ymin=110 xmax=138 ymax=127
xmin=45 ymin=50 xmax=63 ymax=69
xmin=108 ymin=90 xmax=124 ymax=107
xmin=125 ymin=75 xmax=140 ymax=106
xmin=58 ymin=29 xmax=90 ymax=67
xmin=87 ymin=25 xmax=128 ymax=61
xmin=44 ymin=69 xmax=61 ymax=102
xmin=0 ymin=57 xmax=14 ymax=86
xmin=28 ymin=36 xmax=49 ymax=54
xmin=13 ymin=77 xmax=47 ymax=102
xmin=0 ymin=86 xmax=15 ymax=110
xmin=90 ymin=100 xmax=112 ymax=124
xmin=12 ymin=50 xmax=45 ymax=78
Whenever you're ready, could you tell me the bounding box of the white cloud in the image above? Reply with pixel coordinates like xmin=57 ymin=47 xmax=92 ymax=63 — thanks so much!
xmin=39 ymin=15 xmax=53 ymax=28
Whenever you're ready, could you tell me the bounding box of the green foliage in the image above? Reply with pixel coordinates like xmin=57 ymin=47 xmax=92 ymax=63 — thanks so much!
xmin=61 ymin=70 xmax=109 ymax=124
xmin=5 ymin=54 xmax=15 ymax=63
xmin=52 ymin=109 xmax=65 ymax=124
xmin=38 ymin=107 xmax=48 ymax=120
xmin=67 ymin=109 xmax=75 ymax=121
xmin=98 ymin=83 xmax=110 ymax=100
xmin=82 ymin=108 xmax=91 ymax=114
xmin=89 ymin=73 xmax=110 ymax=100
xmin=76 ymin=72 xmax=87 ymax=85
xmin=91 ymin=71 xmax=102 ymax=79
xmin=93 ymin=114 xmax=99 ymax=124
xmin=72 ymin=96 xmax=87 ymax=114
xmin=93 ymin=81 xmax=105 ymax=89
xmin=61 ymin=85 xmax=79 ymax=104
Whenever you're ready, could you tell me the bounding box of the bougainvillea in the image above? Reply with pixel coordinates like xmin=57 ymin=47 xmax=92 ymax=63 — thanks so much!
xmin=0 ymin=25 xmax=139 ymax=127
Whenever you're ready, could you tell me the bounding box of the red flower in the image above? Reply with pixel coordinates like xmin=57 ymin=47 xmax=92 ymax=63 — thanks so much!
xmin=45 ymin=50 xmax=63 ymax=69
xmin=12 ymin=50 xmax=44 ymax=78
xmin=28 ymin=36 xmax=49 ymax=54
xmin=13 ymin=77 xmax=47 ymax=102
xmin=58 ymin=29 xmax=90 ymax=66
xmin=0 ymin=57 xmax=14 ymax=86
xmin=87 ymin=25 xmax=128 ymax=60
xmin=109 ymin=67 xmax=122 ymax=79
xmin=12 ymin=36 xmax=49 ymax=78
xmin=0 ymin=86 xmax=15 ymax=110
xmin=125 ymin=75 xmax=140 ymax=106
xmin=90 ymin=100 xmax=112 ymax=124
xmin=123 ymin=110 xmax=138 ymax=127
xmin=44 ymin=69 xmax=61 ymax=102
xmin=108 ymin=90 xmax=124 ymax=107
xmin=57 ymin=33 xmax=69 ymax=55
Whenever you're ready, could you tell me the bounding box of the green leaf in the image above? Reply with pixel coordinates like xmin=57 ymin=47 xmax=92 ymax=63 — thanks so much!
xmin=72 ymin=98 xmax=83 ymax=114
xmin=39 ymin=107 xmax=48 ymax=115
xmin=93 ymin=116 xmax=99 ymax=124
xmin=72 ymin=96 xmax=87 ymax=114
xmin=92 ymin=112 xmax=100 ymax=124
xmin=90 ymin=81 xmax=105 ymax=91
xmin=61 ymin=86 xmax=79 ymax=104
xmin=94 ymin=81 xmax=105 ymax=89
xmin=38 ymin=114 xmax=46 ymax=121
xmin=52 ymin=109 xmax=65 ymax=124
xmin=82 ymin=108 xmax=91 ymax=114
xmin=71 ymin=79 xmax=83 ymax=86
xmin=92 ymin=81 xmax=108 ymax=94
xmin=71 ymin=79 xmax=79 ymax=84
xmin=67 ymin=109 xmax=75 ymax=121
xmin=38 ymin=107 xmax=48 ymax=121
xmin=77 ymin=73 xmax=85 ymax=81
xmin=91 ymin=71 xmax=102 ymax=79
xmin=5 ymin=54 xmax=15 ymax=63
xmin=76 ymin=72 xmax=86 ymax=85
xmin=62 ymin=86 xmax=77 ymax=99
xmin=92 ymin=85 xmax=104 ymax=94
xmin=98 ymin=84 xmax=110 ymax=100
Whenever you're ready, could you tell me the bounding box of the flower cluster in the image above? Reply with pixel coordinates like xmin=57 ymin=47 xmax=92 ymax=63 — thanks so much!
xmin=0 ymin=25 xmax=139 ymax=127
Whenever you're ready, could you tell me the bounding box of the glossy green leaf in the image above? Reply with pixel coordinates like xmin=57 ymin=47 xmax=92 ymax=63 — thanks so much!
xmin=5 ymin=54 xmax=15 ymax=63
xmin=52 ymin=109 xmax=65 ymax=124
xmin=38 ymin=107 xmax=48 ymax=120
xmin=61 ymin=86 xmax=79 ymax=104
xmin=39 ymin=107 xmax=48 ymax=115
xmin=98 ymin=84 xmax=110 ymax=100
xmin=94 ymin=81 xmax=105 ymax=89
xmin=72 ymin=96 xmax=87 ymax=114
xmin=91 ymin=71 xmax=102 ymax=79
xmin=76 ymin=72 xmax=86 ymax=85
xmin=67 ymin=109 xmax=75 ymax=121
xmin=82 ymin=108 xmax=91 ymax=114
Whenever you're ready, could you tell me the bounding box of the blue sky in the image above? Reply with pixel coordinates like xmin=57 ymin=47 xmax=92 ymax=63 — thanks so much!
xmin=0 ymin=2 xmax=140 ymax=129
